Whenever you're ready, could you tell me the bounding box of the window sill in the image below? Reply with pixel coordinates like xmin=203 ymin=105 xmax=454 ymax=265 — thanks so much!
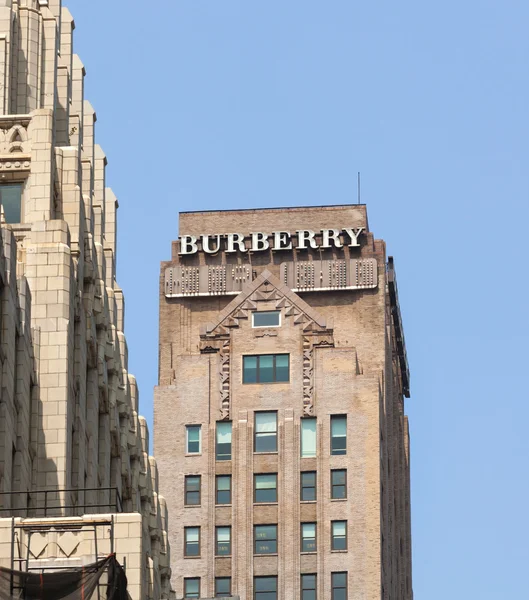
xmin=331 ymin=549 xmax=348 ymax=553
xmin=253 ymin=451 xmax=278 ymax=456
xmin=300 ymin=551 xmax=317 ymax=555
xmin=184 ymin=504 xmax=201 ymax=508
xmin=185 ymin=453 xmax=202 ymax=457
xmin=215 ymin=555 xmax=232 ymax=559
xmin=300 ymin=501 xmax=317 ymax=504
xmin=253 ymin=502 xmax=278 ymax=506
xmin=330 ymin=498 xmax=347 ymax=502
xmin=183 ymin=555 xmax=201 ymax=559
xmin=254 ymin=553 xmax=278 ymax=557
xmin=215 ymin=504 xmax=232 ymax=508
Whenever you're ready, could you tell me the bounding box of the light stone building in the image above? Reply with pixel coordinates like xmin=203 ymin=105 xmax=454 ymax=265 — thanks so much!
xmin=155 ymin=206 xmax=413 ymax=599
xmin=0 ymin=2 xmax=173 ymax=599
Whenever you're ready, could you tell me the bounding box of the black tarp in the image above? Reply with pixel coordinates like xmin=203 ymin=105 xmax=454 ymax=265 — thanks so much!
xmin=0 ymin=555 xmax=128 ymax=600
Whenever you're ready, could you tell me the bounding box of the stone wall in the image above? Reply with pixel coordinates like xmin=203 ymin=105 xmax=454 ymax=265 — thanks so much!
xmin=0 ymin=2 xmax=173 ymax=598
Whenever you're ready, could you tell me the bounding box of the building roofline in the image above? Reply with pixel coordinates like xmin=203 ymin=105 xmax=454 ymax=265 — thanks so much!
xmin=179 ymin=203 xmax=367 ymax=215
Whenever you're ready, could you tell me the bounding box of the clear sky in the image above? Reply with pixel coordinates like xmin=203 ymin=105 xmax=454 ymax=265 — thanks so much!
xmin=68 ymin=1 xmax=528 ymax=598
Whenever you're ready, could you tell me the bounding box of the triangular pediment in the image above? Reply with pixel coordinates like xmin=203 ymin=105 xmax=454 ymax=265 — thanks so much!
xmin=201 ymin=269 xmax=332 ymax=341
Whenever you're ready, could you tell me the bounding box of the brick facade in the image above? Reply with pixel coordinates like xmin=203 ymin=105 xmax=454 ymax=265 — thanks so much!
xmin=155 ymin=205 xmax=413 ymax=599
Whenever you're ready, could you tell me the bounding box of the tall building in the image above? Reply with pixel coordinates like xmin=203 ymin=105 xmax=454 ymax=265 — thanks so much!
xmin=0 ymin=2 xmax=172 ymax=599
xmin=155 ymin=205 xmax=412 ymax=599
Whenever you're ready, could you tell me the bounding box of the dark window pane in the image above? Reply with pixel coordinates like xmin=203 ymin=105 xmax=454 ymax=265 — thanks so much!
xmin=255 ymin=474 xmax=277 ymax=503
xmin=0 ymin=184 xmax=22 ymax=224
xmin=332 ymin=573 xmax=347 ymax=587
xmin=243 ymin=356 xmax=258 ymax=383
xmin=215 ymin=577 xmax=231 ymax=596
xmin=253 ymin=311 xmax=280 ymax=327
xmin=216 ymin=421 xmax=232 ymax=460
xmin=255 ymin=412 xmax=277 ymax=453
xmin=255 ymin=576 xmax=277 ymax=592
xmin=186 ymin=425 xmax=201 ymax=453
xmin=216 ymin=476 xmax=231 ymax=504
xmin=185 ymin=475 xmax=201 ymax=505
xmin=301 ymin=523 xmax=316 ymax=552
xmin=255 ymin=525 xmax=277 ymax=554
xmin=331 ymin=469 xmax=347 ymax=500
xmin=216 ymin=527 xmax=231 ymax=556
xmin=184 ymin=578 xmax=200 ymax=598
xmin=301 ymin=471 xmax=316 ymax=501
xmin=331 ymin=416 xmax=347 ymax=456
xmin=259 ymin=355 xmax=274 ymax=383
xmin=275 ymin=354 xmax=289 ymax=382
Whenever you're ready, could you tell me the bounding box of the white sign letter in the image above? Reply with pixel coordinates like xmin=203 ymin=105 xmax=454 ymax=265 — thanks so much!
xmin=296 ymin=230 xmax=318 ymax=249
xmin=321 ymin=229 xmax=343 ymax=249
xmin=251 ymin=232 xmax=270 ymax=252
xmin=179 ymin=235 xmax=198 ymax=255
xmin=226 ymin=233 xmax=247 ymax=253
xmin=202 ymin=234 xmax=221 ymax=254
xmin=343 ymin=227 xmax=364 ymax=247
xmin=273 ymin=231 xmax=292 ymax=250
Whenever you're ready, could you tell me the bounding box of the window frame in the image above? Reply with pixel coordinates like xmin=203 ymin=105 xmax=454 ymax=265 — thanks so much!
xmin=331 ymin=572 xmax=347 ymax=600
xmin=301 ymin=522 xmax=317 ymax=553
xmin=331 ymin=469 xmax=347 ymax=500
xmin=215 ymin=475 xmax=232 ymax=505
xmin=0 ymin=182 xmax=24 ymax=224
xmin=254 ymin=576 xmax=278 ymax=600
xmin=252 ymin=310 xmax=281 ymax=328
xmin=254 ymin=473 xmax=278 ymax=504
xmin=243 ymin=354 xmax=290 ymax=384
xmin=300 ymin=471 xmax=316 ymax=502
xmin=215 ymin=577 xmax=231 ymax=597
xmin=330 ymin=415 xmax=347 ymax=456
xmin=301 ymin=574 xmax=317 ymax=600
xmin=301 ymin=418 xmax=317 ymax=458
xmin=254 ymin=411 xmax=278 ymax=453
xmin=215 ymin=526 xmax=232 ymax=557
xmin=331 ymin=520 xmax=348 ymax=551
xmin=184 ymin=526 xmax=200 ymax=557
xmin=186 ymin=424 xmax=202 ymax=455
xmin=254 ymin=524 xmax=278 ymax=555
xmin=216 ymin=421 xmax=232 ymax=461
xmin=184 ymin=474 xmax=201 ymax=506
xmin=184 ymin=577 xmax=201 ymax=599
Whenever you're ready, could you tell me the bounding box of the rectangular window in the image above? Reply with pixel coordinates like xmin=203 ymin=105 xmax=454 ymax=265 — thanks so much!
xmin=184 ymin=475 xmax=201 ymax=505
xmin=216 ymin=421 xmax=232 ymax=461
xmin=254 ymin=412 xmax=277 ymax=452
xmin=331 ymin=572 xmax=347 ymax=600
xmin=184 ymin=578 xmax=200 ymax=598
xmin=0 ymin=183 xmax=22 ymax=224
xmin=184 ymin=527 xmax=200 ymax=557
xmin=330 ymin=415 xmax=347 ymax=455
xmin=215 ymin=577 xmax=231 ymax=597
xmin=301 ymin=574 xmax=317 ymax=600
xmin=252 ymin=310 xmax=281 ymax=328
xmin=216 ymin=526 xmax=231 ymax=556
xmin=254 ymin=473 xmax=278 ymax=503
xmin=243 ymin=354 xmax=289 ymax=383
xmin=331 ymin=521 xmax=347 ymax=551
xmin=254 ymin=576 xmax=277 ymax=600
xmin=301 ymin=418 xmax=317 ymax=458
xmin=254 ymin=524 xmax=278 ymax=554
xmin=331 ymin=469 xmax=347 ymax=499
xmin=186 ymin=425 xmax=201 ymax=454
xmin=300 ymin=471 xmax=316 ymax=501
xmin=301 ymin=522 xmax=317 ymax=553
xmin=216 ymin=475 xmax=232 ymax=505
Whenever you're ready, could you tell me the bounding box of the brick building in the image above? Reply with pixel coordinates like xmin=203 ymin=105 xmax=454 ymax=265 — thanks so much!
xmin=0 ymin=2 xmax=172 ymax=598
xmin=155 ymin=205 xmax=413 ymax=599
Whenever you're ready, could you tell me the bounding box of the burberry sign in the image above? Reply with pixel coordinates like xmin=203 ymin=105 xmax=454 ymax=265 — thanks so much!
xmin=178 ymin=228 xmax=364 ymax=255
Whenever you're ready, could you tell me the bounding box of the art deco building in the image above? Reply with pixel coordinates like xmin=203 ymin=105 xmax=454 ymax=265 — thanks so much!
xmin=155 ymin=205 xmax=413 ymax=599
xmin=0 ymin=2 xmax=172 ymax=599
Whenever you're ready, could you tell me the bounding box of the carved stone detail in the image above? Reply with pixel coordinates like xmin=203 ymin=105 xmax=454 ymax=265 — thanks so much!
xmin=199 ymin=270 xmax=334 ymax=419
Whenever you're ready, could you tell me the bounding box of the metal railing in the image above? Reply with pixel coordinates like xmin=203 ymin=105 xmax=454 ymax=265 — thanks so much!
xmin=0 ymin=487 xmax=123 ymax=518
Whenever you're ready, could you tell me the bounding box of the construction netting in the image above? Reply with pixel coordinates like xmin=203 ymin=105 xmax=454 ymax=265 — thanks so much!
xmin=0 ymin=555 xmax=128 ymax=600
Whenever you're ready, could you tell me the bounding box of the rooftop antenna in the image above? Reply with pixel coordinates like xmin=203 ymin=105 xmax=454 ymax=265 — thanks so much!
xmin=357 ymin=172 xmax=361 ymax=204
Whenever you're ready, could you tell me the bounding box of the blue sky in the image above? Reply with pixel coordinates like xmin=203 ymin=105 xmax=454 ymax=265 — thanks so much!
xmin=68 ymin=1 xmax=529 ymax=597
